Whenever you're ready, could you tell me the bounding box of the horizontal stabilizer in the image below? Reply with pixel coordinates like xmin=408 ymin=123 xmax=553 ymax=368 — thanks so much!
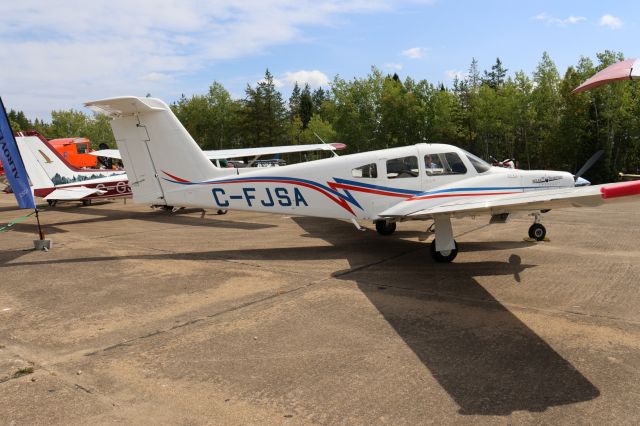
xmin=89 ymin=149 xmax=122 ymax=159
xmin=85 ymin=97 xmax=166 ymax=117
xmin=44 ymin=187 xmax=102 ymax=200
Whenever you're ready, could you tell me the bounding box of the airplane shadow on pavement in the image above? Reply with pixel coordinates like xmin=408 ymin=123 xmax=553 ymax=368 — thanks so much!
xmin=292 ymin=217 xmax=600 ymax=416
xmin=2 ymin=205 xmax=276 ymax=237
xmin=0 ymin=213 xmax=600 ymax=415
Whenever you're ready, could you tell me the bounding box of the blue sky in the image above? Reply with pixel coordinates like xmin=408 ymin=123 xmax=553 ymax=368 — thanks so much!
xmin=0 ymin=0 xmax=637 ymax=120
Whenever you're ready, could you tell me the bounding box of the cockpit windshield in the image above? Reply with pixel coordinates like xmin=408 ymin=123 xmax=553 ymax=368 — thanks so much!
xmin=461 ymin=149 xmax=492 ymax=173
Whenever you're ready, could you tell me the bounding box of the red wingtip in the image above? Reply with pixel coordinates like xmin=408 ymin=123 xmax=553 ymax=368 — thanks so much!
xmin=330 ymin=142 xmax=347 ymax=151
xmin=600 ymin=180 xmax=640 ymax=199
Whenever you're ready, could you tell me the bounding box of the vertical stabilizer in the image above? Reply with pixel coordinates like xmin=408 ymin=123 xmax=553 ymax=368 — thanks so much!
xmin=15 ymin=135 xmax=54 ymax=188
xmin=85 ymin=97 xmax=221 ymax=205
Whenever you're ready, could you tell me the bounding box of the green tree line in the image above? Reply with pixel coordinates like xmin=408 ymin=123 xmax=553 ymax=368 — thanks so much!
xmin=9 ymin=50 xmax=640 ymax=183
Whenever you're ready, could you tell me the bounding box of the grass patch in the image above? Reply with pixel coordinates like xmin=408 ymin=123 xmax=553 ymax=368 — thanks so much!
xmin=13 ymin=367 xmax=34 ymax=378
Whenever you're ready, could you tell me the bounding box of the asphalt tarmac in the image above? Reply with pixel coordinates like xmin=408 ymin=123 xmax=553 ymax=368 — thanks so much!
xmin=1 ymin=193 xmax=639 ymax=425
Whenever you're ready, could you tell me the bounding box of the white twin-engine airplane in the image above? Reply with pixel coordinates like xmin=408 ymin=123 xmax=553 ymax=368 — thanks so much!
xmin=85 ymin=69 xmax=640 ymax=262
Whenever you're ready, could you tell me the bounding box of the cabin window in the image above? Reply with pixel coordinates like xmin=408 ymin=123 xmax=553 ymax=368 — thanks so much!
xmin=352 ymin=163 xmax=378 ymax=178
xmin=424 ymin=152 xmax=467 ymax=176
xmin=77 ymin=143 xmax=88 ymax=154
xmin=386 ymin=156 xmax=418 ymax=179
xmin=462 ymin=149 xmax=492 ymax=173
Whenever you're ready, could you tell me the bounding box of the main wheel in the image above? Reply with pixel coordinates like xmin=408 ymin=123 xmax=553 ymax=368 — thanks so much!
xmin=430 ymin=239 xmax=458 ymax=263
xmin=528 ymin=223 xmax=546 ymax=241
xmin=216 ymin=210 xmax=228 ymax=215
xmin=47 ymin=199 xmax=57 ymax=207
xmin=82 ymin=199 xmax=92 ymax=206
xmin=375 ymin=220 xmax=396 ymax=236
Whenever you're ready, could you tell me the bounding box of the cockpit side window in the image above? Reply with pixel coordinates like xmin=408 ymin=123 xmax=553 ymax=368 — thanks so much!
xmin=386 ymin=156 xmax=419 ymax=179
xmin=352 ymin=163 xmax=378 ymax=178
xmin=424 ymin=152 xmax=467 ymax=175
xmin=462 ymin=149 xmax=492 ymax=173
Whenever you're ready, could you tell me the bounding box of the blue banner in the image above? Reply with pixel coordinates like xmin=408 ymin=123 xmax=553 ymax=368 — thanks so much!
xmin=0 ymin=97 xmax=36 ymax=209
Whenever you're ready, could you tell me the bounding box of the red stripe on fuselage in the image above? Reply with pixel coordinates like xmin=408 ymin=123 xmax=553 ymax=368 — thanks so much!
xmin=328 ymin=182 xmax=412 ymax=198
xmin=213 ymin=178 xmax=356 ymax=215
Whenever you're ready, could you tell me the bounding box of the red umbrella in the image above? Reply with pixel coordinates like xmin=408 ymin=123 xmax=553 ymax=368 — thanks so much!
xmin=572 ymin=58 xmax=639 ymax=94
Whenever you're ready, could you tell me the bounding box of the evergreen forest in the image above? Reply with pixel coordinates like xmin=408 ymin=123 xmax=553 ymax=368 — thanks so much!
xmin=8 ymin=50 xmax=640 ymax=183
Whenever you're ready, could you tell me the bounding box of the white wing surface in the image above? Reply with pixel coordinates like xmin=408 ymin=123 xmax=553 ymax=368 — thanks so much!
xmin=43 ymin=187 xmax=104 ymax=200
xmin=379 ymin=181 xmax=640 ymax=219
xmin=90 ymin=143 xmax=346 ymax=161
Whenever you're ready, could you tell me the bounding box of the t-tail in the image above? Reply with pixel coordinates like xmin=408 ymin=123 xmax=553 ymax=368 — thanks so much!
xmin=85 ymin=97 xmax=224 ymax=207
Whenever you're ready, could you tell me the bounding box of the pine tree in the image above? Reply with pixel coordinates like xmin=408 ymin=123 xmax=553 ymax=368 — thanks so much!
xmin=300 ymin=84 xmax=313 ymax=129
xmin=288 ymin=82 xmax=301 ymax=121
xmin=483 ymin=58 xmax=508 ymax=89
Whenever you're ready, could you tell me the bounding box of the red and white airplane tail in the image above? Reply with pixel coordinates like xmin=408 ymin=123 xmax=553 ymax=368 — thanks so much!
xmin=16 ymin=132 xmax=125 ymax=188
xmin=85 ymin=97 xmax=223 ymax=206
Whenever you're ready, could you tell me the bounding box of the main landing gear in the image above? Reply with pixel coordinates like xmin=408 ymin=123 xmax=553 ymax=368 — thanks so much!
xmin=430 ymin=239 xmax=458 ymax=263
xmin=375 ymin=220 xmax=396 ymax=236
xmin=528 ymin=213 xmax=547 ymax=241
xmin=373 ymin=216 xmax=459 ymax=262
xmin=429 ymin=216 xmax=458 ymax=263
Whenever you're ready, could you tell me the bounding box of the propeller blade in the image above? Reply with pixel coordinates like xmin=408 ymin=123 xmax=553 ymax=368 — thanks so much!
xmin=574 ymin=150 xmax=604 ymax=180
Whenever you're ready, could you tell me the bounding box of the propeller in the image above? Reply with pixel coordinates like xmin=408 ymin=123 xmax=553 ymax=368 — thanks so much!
xmin=574 ymin=150 xmax=603 ymax=186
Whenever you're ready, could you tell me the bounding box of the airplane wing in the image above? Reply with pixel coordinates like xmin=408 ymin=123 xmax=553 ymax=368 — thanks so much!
xmin=89 ymin=149 xmax=121 ymax=159
xmin=90 ymin=143 xmax=346 ymax=161
xmin=379 ymin=181 xmax=640 ymax=219
xmin=43 ymin=186 xmax=105 ymax=201
xmin=202 ymin=143 xmax=346 ymax=160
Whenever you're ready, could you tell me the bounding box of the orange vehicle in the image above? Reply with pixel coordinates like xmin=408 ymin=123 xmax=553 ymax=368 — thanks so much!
xmin=47 ymin=137 xmax=98 ymax=168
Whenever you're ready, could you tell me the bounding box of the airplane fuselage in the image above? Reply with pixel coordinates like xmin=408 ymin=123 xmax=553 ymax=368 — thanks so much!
xmin=158 ymin=143 xmax=576 ymax=221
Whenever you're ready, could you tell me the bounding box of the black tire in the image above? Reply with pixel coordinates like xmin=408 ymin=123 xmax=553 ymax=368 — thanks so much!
xmin=82 ymin=199 xmax=92 ymax=206
xmin=375 ymin=220 xmax=396 ymax=236
xmin=216 ymin=210 xmax=228 ymax=215
xmin=430 ymin=239 xmax=458 ymax=263
xmin=47 ymin=199 xmax=57 ymax=207
xmin=528 ymin=223 xmax=546 ymax=241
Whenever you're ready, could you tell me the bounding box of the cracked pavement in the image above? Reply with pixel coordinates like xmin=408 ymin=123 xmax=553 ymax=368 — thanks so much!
xmin=1 ymin=194 xmax=640 ymax=424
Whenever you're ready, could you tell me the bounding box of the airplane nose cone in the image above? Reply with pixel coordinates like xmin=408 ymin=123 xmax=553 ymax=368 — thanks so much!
xmin=575 ymin=177 xmax=591 ymax=187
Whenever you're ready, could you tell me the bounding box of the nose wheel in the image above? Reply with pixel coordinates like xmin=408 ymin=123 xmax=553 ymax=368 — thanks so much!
xmin=430 ymin=239 xmax=458 ymax=262
xmin=375 ymin=220 xmax=396 ymax=236
xmin=528 ymin=223 xmax=546 ymax=241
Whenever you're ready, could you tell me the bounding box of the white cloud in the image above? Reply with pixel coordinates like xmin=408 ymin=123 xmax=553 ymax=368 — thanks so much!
xmin=599 ymin=14 xmax=623 ymax=29
xmin=0 ymin=0 xmax=416 ymax=119
xmin=445 ymin=70 xmax=465 ymax=81
xmin=142 ymin=72 xmax=171 ymax=82
xmin=533 ymin=13 xmax=586 ymax=26
xmin=384 ymin=63 xmax=404 ymax=71
xmin=282 ymin=70 xmax=330 ymax=87
xmin=401 ymin=47 xmax=427 ymax=59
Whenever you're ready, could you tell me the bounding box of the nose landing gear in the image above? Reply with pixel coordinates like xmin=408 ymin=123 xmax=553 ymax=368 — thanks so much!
xmin=528 ymin=213 xmax=547 ymax=241
xmin=375 ymin=220 xmax=397 ymax=236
